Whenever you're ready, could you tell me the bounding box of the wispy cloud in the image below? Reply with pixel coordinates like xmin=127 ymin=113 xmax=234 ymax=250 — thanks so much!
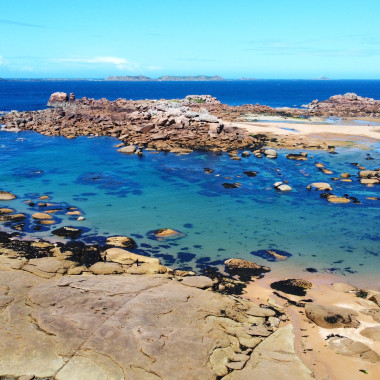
xmin=54 ymin=56 xmax=138 ymax=70
xmin=0 ymin=56 xmax=8 ymax=65
xmin=245 ymin=39 xmax=380 ymax=57
xmin=0 ymin=18 xmax=45 ymax=28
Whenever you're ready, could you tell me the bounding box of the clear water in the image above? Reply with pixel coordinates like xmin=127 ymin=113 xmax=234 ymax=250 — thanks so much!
xmin=0 ymin=130 xmax=379 ymax=287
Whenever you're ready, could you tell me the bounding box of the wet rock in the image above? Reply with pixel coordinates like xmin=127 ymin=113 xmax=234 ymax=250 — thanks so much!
xmin=0 ymin=191 xmax=16 ymax=200
xmin=0 ymin=208 xmax=14 ymax=214
xmin=225 ymin=258 xmax=270 ymax=280
xmin=32 ymin=212 xmax=53 ymax=220
xmin=327 ymin=336 xmax=380 ymax=363
xmin=52 ymin=226 xmax=83 ymax=239
xmin=340 ymin=172 xmax=351 ymax=178
xmin=222 ymin=183 xmax=239 ymax=189
xmin=270 ymin=279 xmax=312 ymax=296
xmin=181 ymin=275 xmax=214 ymax=289
xmin=149 ymin=228 xmax=185 ymax=241
xmin=305 ymin=304 xmax=360 ymax=328
xmin=241 ymin=150 xmax=251 ymax=157
xmin=286 ymin=153 xmax=307 ymax=161
xmin=263 ymin=149 xmax=277 ymax=159
xmin=274 ymin=182 xmax=292 ymax=192
xmin=117 ymin=145 xmax=136 ymax=153
xmin=326 ymin=195 xmax=351 ymax=203
xmin=243 ymin=171 xmax=258 ymax=177
xmin=0 ymin=213 xmax=26 ymax=222
xmin=307 ymin=182 xmax=332 ymax=191
xmin=204 ymin=167 xmax=214 ymax=174
xmin=106 ymin=235 xmax=136 ymax=249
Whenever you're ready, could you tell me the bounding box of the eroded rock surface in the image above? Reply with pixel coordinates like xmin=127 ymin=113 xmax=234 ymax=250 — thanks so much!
xmin=0 ymin=269 xmax=286 ymax=379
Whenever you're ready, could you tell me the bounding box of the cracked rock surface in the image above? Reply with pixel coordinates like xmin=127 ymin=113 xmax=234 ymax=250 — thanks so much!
xmin=0 ymin=268 xmax=313 ymax=379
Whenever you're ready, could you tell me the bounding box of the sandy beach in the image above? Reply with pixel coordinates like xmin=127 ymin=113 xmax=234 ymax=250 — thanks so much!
xmin=234 ymin=119 xmax=380 ymax=141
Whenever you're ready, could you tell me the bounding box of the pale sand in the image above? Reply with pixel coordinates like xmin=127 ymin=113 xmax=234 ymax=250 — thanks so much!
xmin=243 ymin=274 xmax=380 ymax=380
xmin=234 ymin=121 xmax=380 ymax=141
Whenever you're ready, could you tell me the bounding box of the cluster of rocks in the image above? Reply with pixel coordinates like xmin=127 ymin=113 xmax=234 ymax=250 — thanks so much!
xmin=187 ymin=92 xmax=380 ymax=120
xmin=304 ymin=93 xmax=380 ymax=117
xmin=0 ymin=93 xmax=261 ymax=152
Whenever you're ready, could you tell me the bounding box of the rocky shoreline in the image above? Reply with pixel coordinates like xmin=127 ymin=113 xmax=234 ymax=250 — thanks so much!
xmin=1 ymin=92 xmax=379 ymax=153
xmin=1 ymin=226 xmax=380 ymax=379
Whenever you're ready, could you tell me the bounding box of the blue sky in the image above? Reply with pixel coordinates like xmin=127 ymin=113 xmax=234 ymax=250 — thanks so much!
xmin=1 ymin=0 xmax=379 ymax=79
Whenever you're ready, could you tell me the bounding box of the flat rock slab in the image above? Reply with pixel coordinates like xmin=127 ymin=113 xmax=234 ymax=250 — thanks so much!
xmin=0 ymin=271 xmax=263 ymax=379
xmin=181 ymin=275 xmax=214 ymax=289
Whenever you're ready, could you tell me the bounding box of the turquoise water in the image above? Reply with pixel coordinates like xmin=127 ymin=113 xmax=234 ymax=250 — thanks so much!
xmin=0 ymin=130 xmax=379 ymax=287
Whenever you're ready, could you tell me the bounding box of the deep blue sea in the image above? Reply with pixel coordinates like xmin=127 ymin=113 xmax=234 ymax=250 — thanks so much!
xmin=1 ymin=79 xmax=380 ymax=111
xmin=0 ymin=80 xmax=379 ymax=288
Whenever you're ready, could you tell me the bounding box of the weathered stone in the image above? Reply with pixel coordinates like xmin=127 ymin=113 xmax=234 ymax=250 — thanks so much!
xmin=181 ymin=275 xmax=214 ymax=289
xmin=305 ymin=304 xmax=359 ymax=328
xmin=360 ymin=326 xmax=380 ymax=342
xmin=0 ymin=272 xmax=273 ymax=379
xmin=89 ymin=262 xmax=124 ymax=275
xmin=105 ymin=235 xmax=136 ymax=249
xmin=223 ymin=324 xmax=313 ymax=380
xmin=327 ymin=336 xmax=380 ymax=362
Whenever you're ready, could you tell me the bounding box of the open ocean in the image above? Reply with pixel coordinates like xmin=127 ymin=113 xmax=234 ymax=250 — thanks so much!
xmin=1 ymin=79 xmax=380 ymax=111
xmin=0 ymin=80 xmax=379 ymax=288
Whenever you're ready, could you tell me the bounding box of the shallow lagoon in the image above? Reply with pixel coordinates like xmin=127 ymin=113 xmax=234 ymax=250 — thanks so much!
xmin=0 ymin=130 xmax=379 ymax=287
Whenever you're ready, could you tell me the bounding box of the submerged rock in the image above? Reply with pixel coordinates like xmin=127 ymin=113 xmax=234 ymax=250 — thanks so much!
xmin=52 ymin=226 xmax=83 ymax=239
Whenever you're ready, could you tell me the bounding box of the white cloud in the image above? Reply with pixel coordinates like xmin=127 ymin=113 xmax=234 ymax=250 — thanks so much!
xmin=0 ymin=56 xmax=8 ymax=65
xmin=54 ymin=56 xmax=138 ymax=70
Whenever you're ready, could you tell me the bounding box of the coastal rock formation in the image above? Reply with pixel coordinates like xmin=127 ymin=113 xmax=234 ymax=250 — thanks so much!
xmin=305 ymin=93 xmax=380 ymax=117
xmin=225 ymin=258 xmax=270 ymax=280
xmin=0 ymin=264 xmax=286 ymax=379
xmin=1 ymin=93 xmax=259 ymax=152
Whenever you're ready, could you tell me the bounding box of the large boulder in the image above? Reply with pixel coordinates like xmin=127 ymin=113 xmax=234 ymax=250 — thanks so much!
xmin=47 ymin=92 xmax=69 ymax=107
xmin=305 ymin=304 xmax=360 ymax=328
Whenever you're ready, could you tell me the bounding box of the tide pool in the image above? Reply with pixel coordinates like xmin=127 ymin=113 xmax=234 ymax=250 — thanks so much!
xmin=0 ymin=130 xmax=379 ymax=288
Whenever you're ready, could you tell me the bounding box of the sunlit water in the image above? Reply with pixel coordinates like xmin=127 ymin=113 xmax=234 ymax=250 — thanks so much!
xmin=0 ymin=130 xmax=379 ymax=287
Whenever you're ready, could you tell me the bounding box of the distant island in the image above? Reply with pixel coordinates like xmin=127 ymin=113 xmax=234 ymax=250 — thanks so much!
xmin=105 ymin=75 xmax=152 ymax=81
xmin=105 ymin=75 xmax=225 ymax=81
xmin=315 ymin=76 xmax=331 ymax=80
